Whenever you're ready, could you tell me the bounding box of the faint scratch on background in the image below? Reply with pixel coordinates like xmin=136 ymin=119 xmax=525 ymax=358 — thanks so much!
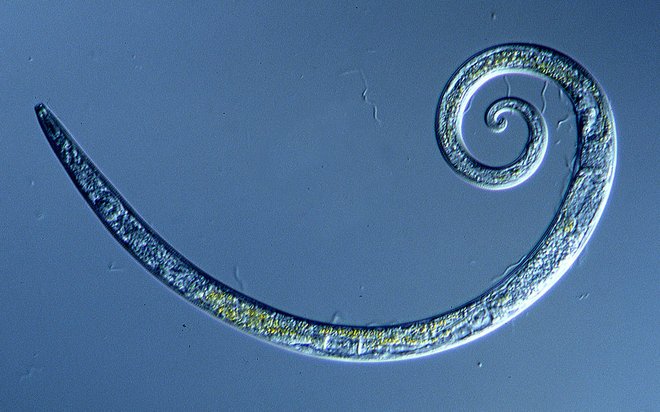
xmin=557 ymin=114 xmax=571 ymax=130
xmin=464 ymin=95 xmax=474 ymax=114
xmin=233 ymin=265 xmax=244 ymax=291
xmin=330 ymin=311 xmax=343 ymax=324
xmin=107 ymin=262 xmax=124 ymax=272
xmin=491 ymin=255 xmax=526 ymax=285
xmin=541 ymin=81 xmax=548 ymax=114
xmin=340 ymin=69 xmax=382 ymax=125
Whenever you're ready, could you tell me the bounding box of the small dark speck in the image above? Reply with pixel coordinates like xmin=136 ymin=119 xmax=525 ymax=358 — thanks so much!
xmin=28 ymin=56 xmax=33 ymax=62
xmin=183 ymin=324 xmax=187 ymax=328
xmin=490 ymin=12 xmax=497 ymax=20
xmin=477 ymin=362 xmax=483 ymax=368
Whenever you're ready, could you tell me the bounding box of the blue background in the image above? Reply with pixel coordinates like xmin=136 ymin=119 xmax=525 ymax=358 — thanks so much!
xmin=1 ymin=1 xmax=658 ymax=410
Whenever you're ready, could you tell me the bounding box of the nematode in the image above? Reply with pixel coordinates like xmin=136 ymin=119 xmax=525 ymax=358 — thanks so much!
xmin=36 ymin=44 xmax=616 ymax=361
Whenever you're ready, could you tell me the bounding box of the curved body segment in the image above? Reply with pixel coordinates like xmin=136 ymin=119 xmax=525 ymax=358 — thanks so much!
xmin=36 ymin=44 xmax=616 ymax=361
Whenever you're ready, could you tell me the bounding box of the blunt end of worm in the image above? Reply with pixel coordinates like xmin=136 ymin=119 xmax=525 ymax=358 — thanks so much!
xmin=35 ymin=103 xmax=48 ymax=118
xmin=34 ymin=103 xmax=63 ymax=142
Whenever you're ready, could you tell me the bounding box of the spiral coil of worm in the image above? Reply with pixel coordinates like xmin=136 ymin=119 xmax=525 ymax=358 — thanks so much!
xmin=36 ymin=44 xmax=616 ymax=361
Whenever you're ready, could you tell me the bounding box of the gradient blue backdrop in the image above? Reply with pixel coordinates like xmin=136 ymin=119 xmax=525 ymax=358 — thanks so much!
xmin=0 ymin=1 xmax=657 ymax=410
